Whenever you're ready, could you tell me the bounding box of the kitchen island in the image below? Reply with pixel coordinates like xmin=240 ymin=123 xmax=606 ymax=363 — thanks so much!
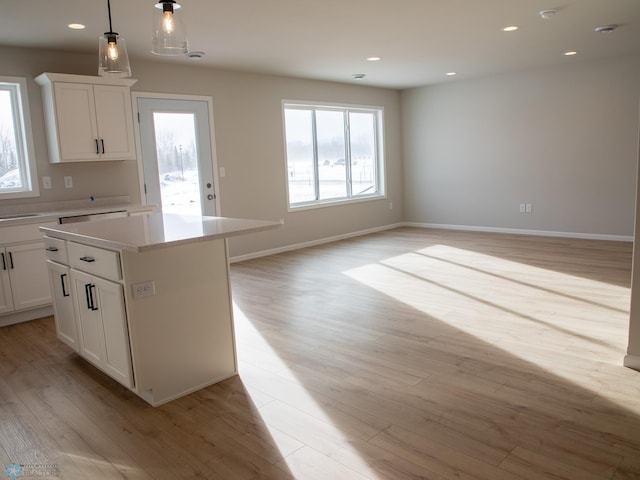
xmin=40 ymin=213 xmax=280 ymax=406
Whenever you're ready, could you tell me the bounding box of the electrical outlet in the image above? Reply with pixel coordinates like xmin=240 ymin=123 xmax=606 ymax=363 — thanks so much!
xmin=389 ymin=202 xmax=393 ymax=210
xmin=42 ymin=176 xmax=52 ymax=189
xmin=64 ymin=176 xmax=73 ymax=188
xmin=133 ymin=280 xmax=155 ymax=299
xmin=526 ymin=203 xmax=532 ymax=213
xmin=219 ymin=167 xmax=226 ymax=178
xmin=519 ymin=203 xmax=526 ymax=213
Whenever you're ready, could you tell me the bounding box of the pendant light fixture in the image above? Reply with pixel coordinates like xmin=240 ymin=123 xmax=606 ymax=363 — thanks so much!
xmin=152 ymin=1 xmax=188 ymax=55
xmin=98 ymin=0 xmax=132 ymax=77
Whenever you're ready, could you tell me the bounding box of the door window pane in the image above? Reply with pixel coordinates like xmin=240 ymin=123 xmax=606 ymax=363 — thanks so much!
xmin=152 ymin=112 xmax=201 ymax=215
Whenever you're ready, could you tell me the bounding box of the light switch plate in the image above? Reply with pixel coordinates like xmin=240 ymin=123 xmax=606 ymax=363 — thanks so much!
xmin=42 ymin=176 xmax=52 ymax=189
xmin=64 ymin=176 xmax=73 ymax=188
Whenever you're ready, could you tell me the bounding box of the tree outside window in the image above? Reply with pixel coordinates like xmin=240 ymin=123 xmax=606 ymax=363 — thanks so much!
xmin=0 ymin=77 xmax=38 ymax=199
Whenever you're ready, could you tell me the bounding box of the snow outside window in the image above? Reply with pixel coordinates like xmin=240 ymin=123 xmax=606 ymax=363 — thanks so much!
xmin=0 ymin=77 xmax=38 ymax=199
xmin=283 ymin=102 xmax=384 ymax=209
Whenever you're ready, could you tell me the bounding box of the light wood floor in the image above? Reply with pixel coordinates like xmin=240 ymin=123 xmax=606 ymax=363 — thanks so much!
xmin=1 ymin=227 xmax=639 ymax=479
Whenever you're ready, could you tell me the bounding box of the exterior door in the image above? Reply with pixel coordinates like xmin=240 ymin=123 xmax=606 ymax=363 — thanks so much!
xmin=136 ymin=96 xmax=218 ymax=216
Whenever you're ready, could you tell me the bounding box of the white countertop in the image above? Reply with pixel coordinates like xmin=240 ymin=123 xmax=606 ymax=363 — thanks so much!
xmin=40 ymin=213 xmax=282 ymax=252
xmin=0 ymin=203 xmax=154 ymax=226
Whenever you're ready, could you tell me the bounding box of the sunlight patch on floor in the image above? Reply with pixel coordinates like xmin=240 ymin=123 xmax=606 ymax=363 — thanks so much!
xmin=342 ymin=244 xmax=635 ymax=404
xmin=234 ymin=306 xmax=382 ymax=479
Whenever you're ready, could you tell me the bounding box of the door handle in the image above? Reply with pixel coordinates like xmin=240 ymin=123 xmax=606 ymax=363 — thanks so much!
xmin=101 ymin=139 xmax=105 ymax=154
xmin=8 ymin=252 xmax=13 ymax=269
xmin=1 ymin=253 xmax=5 ymax=271
xmin=80 ymin=256 xmax=95 ymax=263
xmin=95 ymin=139 xmax=100 ymax=154
xmin=46 ymin=246 xmax=59 ymax=252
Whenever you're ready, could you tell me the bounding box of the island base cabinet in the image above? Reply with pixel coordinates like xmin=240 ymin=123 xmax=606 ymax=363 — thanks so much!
xmin=122 ymin=239 xmax=237 ymax=406
xmin=47 ymin=260 xmax=77 ymax=351
xmin=71 ymin=269 xmax=133 ymax=389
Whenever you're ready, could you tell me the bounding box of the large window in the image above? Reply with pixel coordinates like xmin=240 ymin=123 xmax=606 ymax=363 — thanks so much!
xmin=283 ymin=102 xmax=384 ymax=208
xmin=0 ymin=77 xmax=38 ymax=199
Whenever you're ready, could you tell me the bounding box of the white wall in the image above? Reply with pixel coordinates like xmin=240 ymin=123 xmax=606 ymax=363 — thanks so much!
xmin=0 ymin=46 xmax=403 ymax=257
xmin=0 ymin=46 xmax=142 ymax=206
xmin=401 ymin=55 xmax=640 ymax=238
xmin=131 ymin=60 xmax=403 ymax=256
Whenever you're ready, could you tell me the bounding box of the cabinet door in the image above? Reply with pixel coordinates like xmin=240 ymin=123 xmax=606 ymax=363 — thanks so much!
xmin=0 ymin=250 xmax=14 ymax=314
xmin=93 ymin=85 xmax=136 ymax=160
xmin=47 ymin=261 xmax=77 ymax=351
xmin=53 ymin=82 xmax=100 ymax=161
xmin=7 ymin=242 xmax=52 ymax=311
xmin=71 ymin=269 xmax=105 ymax=368
xmin=93 ymin=276 xmax=133 ymax=388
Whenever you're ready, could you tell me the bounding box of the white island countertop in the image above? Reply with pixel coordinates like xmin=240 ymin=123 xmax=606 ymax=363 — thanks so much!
xmin=40 ymin=213 xmax=282 ymax=252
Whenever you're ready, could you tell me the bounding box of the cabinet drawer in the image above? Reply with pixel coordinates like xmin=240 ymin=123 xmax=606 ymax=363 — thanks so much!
xmin=43 ymin=236 xmax=68 ymax=264
xmin=68 ymin=242 xmax=121 ymax=281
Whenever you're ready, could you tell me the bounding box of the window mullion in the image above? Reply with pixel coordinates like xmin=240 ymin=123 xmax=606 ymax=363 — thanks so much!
xmin=311 ymin=109 xmax=320 ymax=201
xmin=344 ymin=111 xmax=352 ymax=198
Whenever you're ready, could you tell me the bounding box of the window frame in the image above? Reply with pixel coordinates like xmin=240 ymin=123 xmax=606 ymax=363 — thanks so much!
xmin=282 ymin=100 xmax=385 ymax=211
xmin=0 ymin=76 xmax=39 ymax=200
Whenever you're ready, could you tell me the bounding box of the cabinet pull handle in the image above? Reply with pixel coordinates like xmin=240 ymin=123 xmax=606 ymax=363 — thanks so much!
xmin=89 ymin=284 xmax=98 ymax=311
xmin=1 ymin=253 xmax=5 ymax=271
xmin=101 ymin=139 xmax=105 ymax=154
xmin=95 ymin=139 xmax=100 ymax=154
xmin=8 ymin=252 xmax=13 ymax=269
xmin=46 ymin=246 xmax=59 ymax=252
xmin=60 ymin=273 xmax=69 ymax=297
xmin=80 ymin=256 xmax=96 ymax=263
xmin=85 ymin=283 xmax=92 ymax=310
xmin=85 ymin=283 xmax=98 ymax=311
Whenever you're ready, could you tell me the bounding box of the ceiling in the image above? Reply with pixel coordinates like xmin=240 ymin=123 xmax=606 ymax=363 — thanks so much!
xmin=2 ymin=0 xmax=639 ymax=89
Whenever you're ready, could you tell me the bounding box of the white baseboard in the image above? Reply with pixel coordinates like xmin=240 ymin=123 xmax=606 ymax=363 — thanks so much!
xmin=0 ymin=306 xmax=53 ymax=327
xmin=403 ymin=222 xmax=633 ymax=242
xmin=229 ymin=221 xmax=632 ymax=263
xmin=229 ymin=223 xmax=404 ymax=263
xmin=624 ymin=355 xmax=640 ymax=371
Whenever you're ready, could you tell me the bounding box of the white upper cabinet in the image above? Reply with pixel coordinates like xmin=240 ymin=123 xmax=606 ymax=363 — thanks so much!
xmin=35 ymin=73 xmax=137 ymax=163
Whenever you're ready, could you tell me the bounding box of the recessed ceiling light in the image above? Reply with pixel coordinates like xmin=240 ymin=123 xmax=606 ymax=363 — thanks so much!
xmin=67 ymin=23 xmax=86 ymax=30
xmin=186 ymin=51 xmax=206 ymax=59
xmin=539 ymin=10 xmax=557 ymax=20
xmin=352 ymin=73 xmax=366 ymax=80
xmin=595 ymin=25 xmax=617 ymax=34
xmin=446 ymin=72 xmax=457 ymax=76
xmin=564 ymin=51 xmax=578 ymax=56
xmin=366 ymin=56 xmax=382 ymax=62
xmin=502 ymin=26 xmax=518 ymax=32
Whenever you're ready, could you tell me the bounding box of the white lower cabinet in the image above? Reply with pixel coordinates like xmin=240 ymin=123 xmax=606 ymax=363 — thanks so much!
xmin=47 ymin=260 xmax=77 ymax=350
xmin=1 ymin=242 xmax=52 ymax=314
xmin=70 ymin=268 xmax=133 ymax=389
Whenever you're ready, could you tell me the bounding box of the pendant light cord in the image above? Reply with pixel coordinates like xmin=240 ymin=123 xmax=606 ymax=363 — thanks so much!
xmin=106 ymin=0 xmax=115 ymax=34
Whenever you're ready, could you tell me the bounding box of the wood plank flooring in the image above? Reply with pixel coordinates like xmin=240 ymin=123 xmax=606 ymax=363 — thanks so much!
xmin=1 ymin=227 xmax=639 ymax=479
